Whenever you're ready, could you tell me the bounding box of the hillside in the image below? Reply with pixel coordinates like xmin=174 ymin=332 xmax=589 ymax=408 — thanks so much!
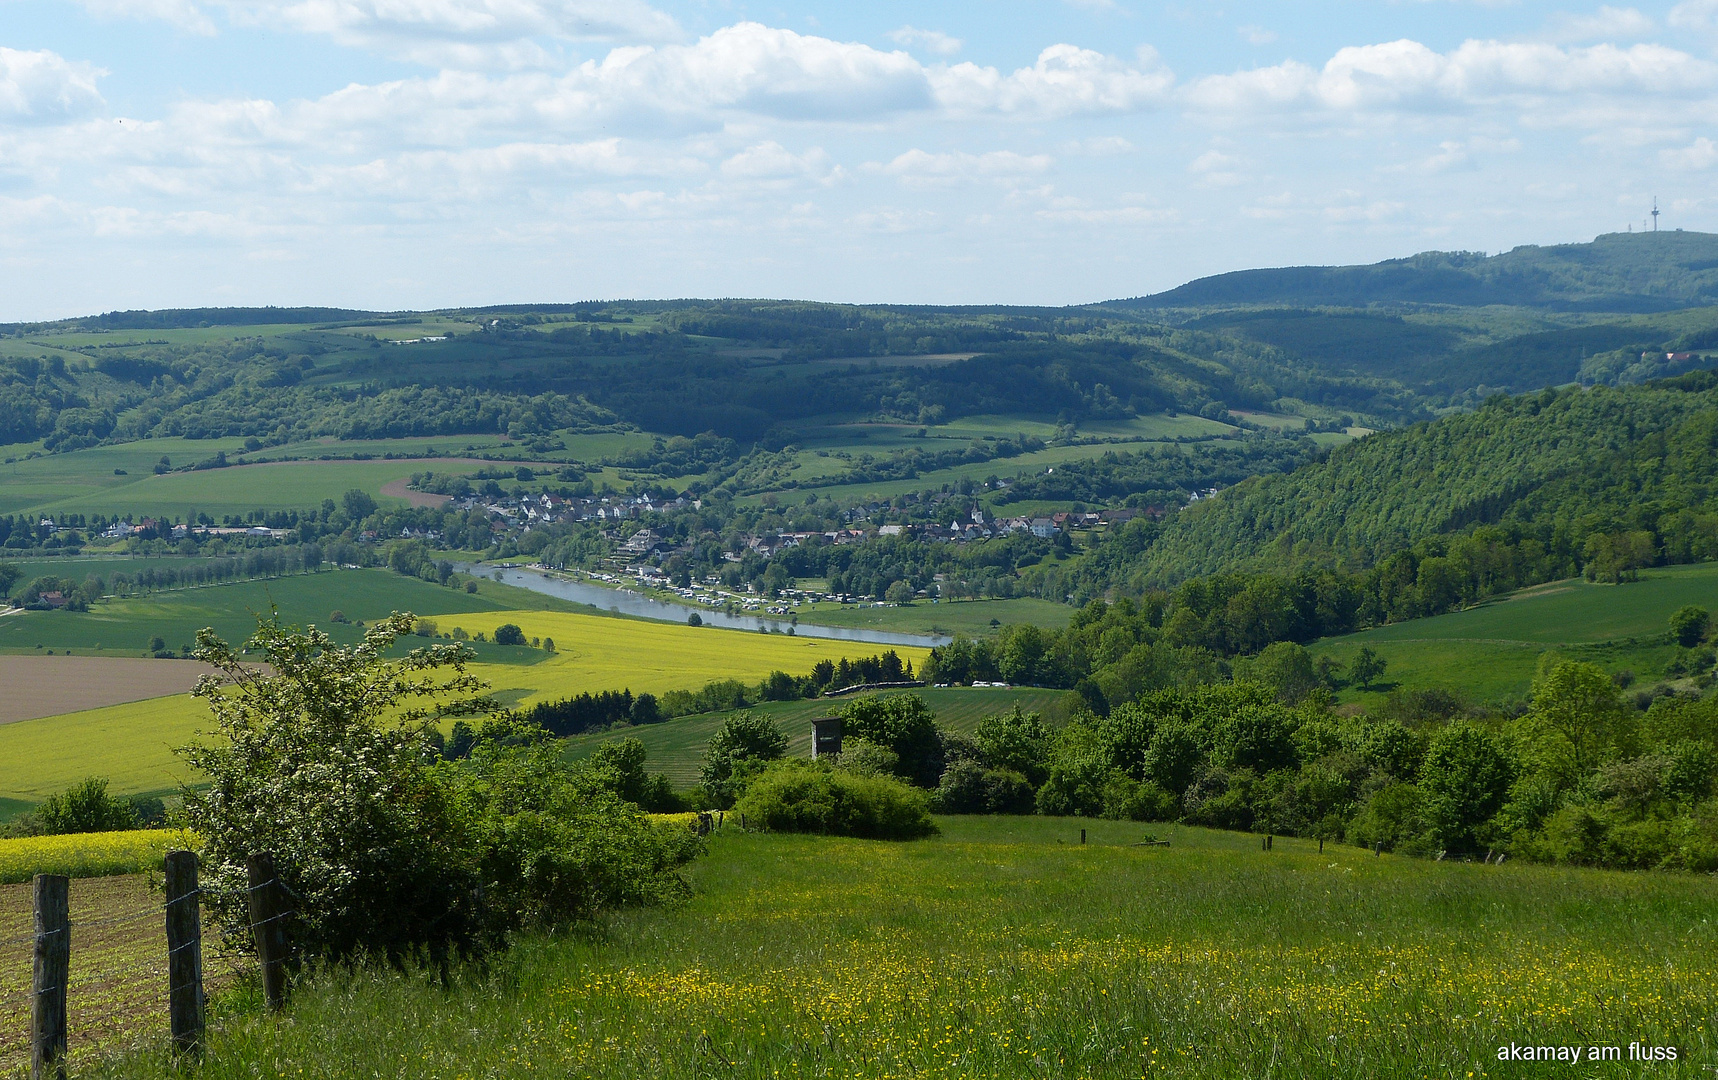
xmin=1091 ymin=370 xmax=1718 ymax=586
xmin=1123 ymin=230 xmax=1718 ymax=313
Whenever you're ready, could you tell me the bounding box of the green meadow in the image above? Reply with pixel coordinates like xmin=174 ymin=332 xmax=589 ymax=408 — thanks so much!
xmin=0 ymin=568 xmax=522 ymax=656
xmin=563 ymin=687 xmax=1072 ymax=786
xmin=1313 ymin=563 xmax=1718 ymax=706
xmin=86 ymin=817 xmax=1718 ymax=1079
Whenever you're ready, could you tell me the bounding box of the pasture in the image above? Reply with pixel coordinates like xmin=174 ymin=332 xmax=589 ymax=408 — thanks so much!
xmin=75 ymin=816 xmax=1718 ymax=1079
xmin=0 ymin=567 xmax=516 ymax=656
xmin=0 ymin=428 xmax=666 ymax=518
xmin=17 ymin=458 xmax=475 ymax=519
xmin=1312 ymin=563 xmax=1718 ymax=706
xmin=562 ymin=687 xmax=1072 ymax=786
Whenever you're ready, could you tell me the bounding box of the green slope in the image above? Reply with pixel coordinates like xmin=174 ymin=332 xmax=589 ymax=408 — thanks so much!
xmin=1125 ymin=230 xmax=1718 ymax=312
xmin=1123 ymin=372 xmax=1718 ymax=584
xmin=1310 ymin=562 xmax=1718 ymax=706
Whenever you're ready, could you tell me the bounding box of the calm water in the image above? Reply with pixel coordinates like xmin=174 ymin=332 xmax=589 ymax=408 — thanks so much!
xmin=459 ymin=564 xmax=951 ymax=648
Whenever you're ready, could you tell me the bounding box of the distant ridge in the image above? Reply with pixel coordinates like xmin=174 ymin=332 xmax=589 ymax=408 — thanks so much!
xmin=1116 ymin=230 xmax=1718 ymax=314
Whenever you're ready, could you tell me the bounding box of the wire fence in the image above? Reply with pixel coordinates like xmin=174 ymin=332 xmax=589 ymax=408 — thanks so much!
xmin=0 ymin=872 xmax=252 ymax=1071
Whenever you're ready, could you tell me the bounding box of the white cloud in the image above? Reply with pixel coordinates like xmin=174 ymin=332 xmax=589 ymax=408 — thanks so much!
xmin=1188 ymin=148 xmax=1245 ymax=186
xmin=878 ymin=148 xmax=1053 ymax=187
xmin=932 ymin=44 xmax=1172 ymax=117
xmin=0 ymin=48 xmax=106 ymax=125
xmin=720 ymin=141 xmax=838 ymax=182
xmin=1661 ymin=136 xmax=1718 ymax=168
xmin=1183 ymin=38 xmax=1718 ymax=116
xmin=887 ymin=26 xmax=961 ymax=57
xmin=1541 ymin=6 xmax=1655 ymax=43
xmin=1063 ymin=135 xmax=1134 ymax=155
xmin=71 ymin=0 xmax=218 ymax=34
xmin=217 ymin=0 xmax=683 ymax=68
xmin=1237 ymin=24 xmax=1277 ymax=46
xmin=1669 ymin=0 xmax=1718 ymax=36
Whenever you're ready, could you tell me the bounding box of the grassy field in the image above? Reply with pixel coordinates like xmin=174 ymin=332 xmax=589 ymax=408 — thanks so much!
xmin=564 ymin=687 xmax=1072 ymax=786
xmin=17 ymin=458 xmax=476 ymax=518
xmin=0 ymin=437 xmax=252 ymax=515
xmin=0 ymin=568 xmax=515 ymax=655
xmin=75 ymin=816 xmax=1718 ymax=1079
xmin=1313 ymin=563 xmax=1718 ymax=707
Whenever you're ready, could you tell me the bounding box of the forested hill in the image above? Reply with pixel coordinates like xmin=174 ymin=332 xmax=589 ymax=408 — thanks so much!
xmin=1120 ymin=231 xmax=1718 ymax=312
xmin=1107 ymin=370 xmax=1718 ymax=586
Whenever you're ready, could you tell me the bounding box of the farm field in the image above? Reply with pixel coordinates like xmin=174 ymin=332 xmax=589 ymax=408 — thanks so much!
xmin=0 ymin=871 xmax=240 ymax=1074
xmin=0 ymin=568 xmax=517 ymax=656
xmin=0 ymin=437 xmax=253 ymax=515
xmin=0 ymin=428 xmax=667 ymax=519
xmin=0 ymin=601 xmax=932 ymax=801
xmin=563 ymin=687 xmax=1071 ymax=786
xmin=750 ymin=442 xmax=1201 ymax=506
xmin=76 ymin=816 xmax=1718 ymax=1079
xmin=0 ymin=656 xmax=212 ymax=723
xmin=18 ymin=458 xmax=483 ymax=518
xmin=0 ymin=694 xmax=205 ymax=801
xmin=452 ymin=610 xmax=931 ymax=709
xmin=1311 ymin=563 xmax=1718 ymax=706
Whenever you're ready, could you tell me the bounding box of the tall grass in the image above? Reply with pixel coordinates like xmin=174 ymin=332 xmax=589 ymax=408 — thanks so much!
xmin=86 ymin=817 xmax=1718 ymax=1078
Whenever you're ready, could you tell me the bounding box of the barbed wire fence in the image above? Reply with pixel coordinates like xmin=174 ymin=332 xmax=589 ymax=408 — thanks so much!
xmin=0 ymin=854 xmax=289 ymax=1077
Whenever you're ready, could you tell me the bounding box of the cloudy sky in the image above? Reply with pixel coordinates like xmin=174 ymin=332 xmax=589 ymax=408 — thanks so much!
xmin=3 ymin=0 xmax=1716 ymax=318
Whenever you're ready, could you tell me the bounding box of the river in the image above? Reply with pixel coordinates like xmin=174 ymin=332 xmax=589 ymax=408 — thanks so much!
xmin=459 ymin=564 xmax=952 ymax=648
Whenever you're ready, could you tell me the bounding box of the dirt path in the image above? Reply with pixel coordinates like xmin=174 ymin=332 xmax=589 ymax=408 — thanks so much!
xmin=380 ymin=477 xmax=451 ymax=508
xmin=0 ymin=656 xmax=214 ymax=724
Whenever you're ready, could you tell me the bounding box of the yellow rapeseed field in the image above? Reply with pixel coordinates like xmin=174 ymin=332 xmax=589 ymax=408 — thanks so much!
xmin=456 ymin=609 xmax=928 ymax=708
xmin=0 ymin=612 xmax=924 ymax=802
xmin=0 ymin=829 xmax=195 ymax=884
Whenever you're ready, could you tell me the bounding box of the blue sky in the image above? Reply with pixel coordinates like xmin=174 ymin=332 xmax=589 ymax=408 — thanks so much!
xmin=2 ymin=0 xmax=1716 ymax=318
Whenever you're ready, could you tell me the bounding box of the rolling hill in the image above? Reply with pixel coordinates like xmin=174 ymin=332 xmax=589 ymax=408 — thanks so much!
xmin=1121 ymin=230 xmax=1718 ymax=313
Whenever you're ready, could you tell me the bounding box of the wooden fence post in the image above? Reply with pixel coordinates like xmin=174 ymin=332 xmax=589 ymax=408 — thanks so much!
xmin=165 ymin=851 xmax=204 ymax=1054
xmin=31 ymin=874 xmax=68 ymax=1080
xmin=246 ymin=854 xmax=290 ymax=1011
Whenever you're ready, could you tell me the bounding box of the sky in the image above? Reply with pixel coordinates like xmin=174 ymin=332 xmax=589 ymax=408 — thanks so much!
xmin=2 ymin=1 xmax=1717 ymax=318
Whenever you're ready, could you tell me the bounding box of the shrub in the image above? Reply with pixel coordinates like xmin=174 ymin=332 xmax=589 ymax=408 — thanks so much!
xmin=834 ymin=738 xmax=900 ymax=778
xmin=1346 ymin=782 xmax=1428 ymax=852
xmin=1100 ymin=775 xmax=1178 ymax=821
xmin=1670 ymin=605 xmax=1711 ymax=648
xmin=839 ymin=694 xmax=943 ymax=787
xmin=699 ymin=712 xmax=789 ymax=807
xmin=181 ymin=613 xmax=699 ymax=968
xmin=33 ymin=778 xmax=141 ymax=835
xmin=735 ymin=762 xmax=937 ymax=840
xmin=494 ymin=623 xmax=527 ymax=646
